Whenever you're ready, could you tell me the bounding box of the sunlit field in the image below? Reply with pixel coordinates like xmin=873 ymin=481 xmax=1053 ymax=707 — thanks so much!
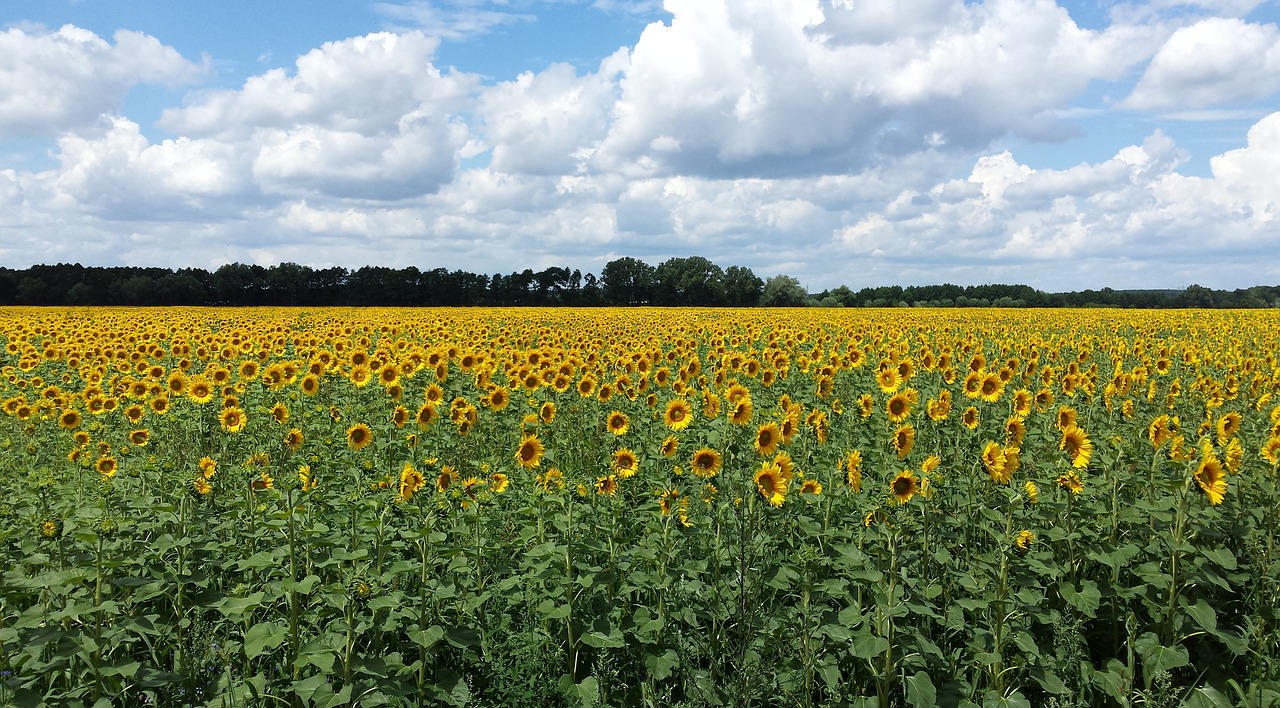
xmin=1 ymin=306 xmax=1278 ymax=707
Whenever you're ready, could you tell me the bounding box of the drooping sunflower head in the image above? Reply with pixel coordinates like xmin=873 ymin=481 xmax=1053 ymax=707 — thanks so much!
xmin=1014 ymin=529 xmax=1035 ymax=554
xmin=1194 ymin=454 xmax=1227 ymax=506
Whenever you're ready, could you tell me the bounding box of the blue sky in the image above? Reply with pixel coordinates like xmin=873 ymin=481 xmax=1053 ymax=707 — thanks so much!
xmin=3 ymin=0 xmax=1279 ymax=292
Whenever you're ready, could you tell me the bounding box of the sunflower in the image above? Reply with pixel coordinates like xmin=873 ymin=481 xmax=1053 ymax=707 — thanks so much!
xmin=59 ymin=409 xmax=81 ymax=430
xmin=690 ymin=447 xmax=723 ymax=478
xmin=219 ymin=406 xmax=247 ymax=433
xmin=284 ymin=428 xmax=304 ymax=452
xmin=124 ymin=403 xmax=146 ymax=424
xmin=890 ymin=470 xmax=919 ymax=504
xmin=1194 ymin=453 xmax=1227 ymax=506
xmin=606 ymin=410 xmax=629 ymax=435
xmin=539 ymin=401 xmax=557 ymax=424
xmin=399 ymin=463 xmax=426 ymax=502
xmin=129 ymin=429 xmax=149 ymax=446
xmin=982 ymin=441 xmax=1010 ymax=484
xmin=1056 ymin=470 xmax=1083 ymax=494
xmin=437 ymin=466 xmax=459 ymax=493
xmin=346 ymin=423 xmax=373 ymax=451
xmin=927 ymin=398 xmax=950 ymax=421
xmin=596 ymin=474 xmax=618 ymax=496
xmin=857 ymin=393 xmax=874 ymax=418
xmin=537 ymin=467 xmax=565 ymax=492
xmin=251 ymin=470 xmax=274 ymax=492
xmin=663 ymin=398 xmax=693 ymax=431
xmin=962 ymin=371 xmax=983 ymax=399
xmin=1262 ymin=436 xmax=1280 ymax=466
xmin=1059 ymin=425 xmax=1092 ymax=468
xmin=1014 ymin=530 xmax=1035 ymax=554
xmin=979 ymin=373 xmax=1004 ymax=403
xmin=1216 ymin=411 xmax=1242 ymax=444
xmin=298 ymin=465 xmax=318 ymax=492
xmin=96 ymin=455 xmax=118 ymax=479
xmin=192 ymin=477 xmax=213 ymax=497
xmin=149 ymin=396 xmax=170 ymax=415
xmin=842 ymin=450 xmax=863 ymax=492
xmin=800 ymin=479 xmax=823 ymax=495
xmin=754 ymin=422 xmax=782 ymax=456
xmin=961 ymin=406 xmax=979 ymax=430
xmin=515 ymin=434 xmax=544 ymax=468
xmin=1004 ymin=416 xmax=1026 ymax=445
xmin=885 ymin=391 xmax=913 ymax=423
xmin=188 ymin=377 xmax=214 ymax=404
xmin=892 ymin=424 xmax=915 ymax=460
xmin=729 ymin=398 xmax=753 ymax=426
xmin=1148 ymin=414 xmax=1175 ymax=449
xmin=488 ymin=386 xmax=510 ymax=412
xmin=270 ymin=402 xmax=289 ymax=425
xmin=166 ymin=372 xmax=187 ymax=396
xmin=660 ymin=435 xmax=679 ymax=458
xmin=416 ymin=404 xmax=439 ymax=428
xmin=1024 ymin=480 xmax=1039 ymax=503
xmin=1224 ymin=437 xmax=1244 ymax=473
xmin=612 ymin=448 xmax=639 ymax=478
xmin=754 ymin=462 xmax=788 ymax=507
xmin=391 ymin=405 xmax=411 ymax=428
xmin=876 ymin=366 xmax=901 ymax=394
xmin=1011 ymin=389 xmax=1033 ymax=417
xmin=702 ymin=391 xmax=721 ymax=420
xmin=1056 ymin=406 xmax=1077 ymax=431
xmin=199 ymin=456 xmax=218 ymax=478
xmin=489 ymin=473 xmax=510 ymax=493
xmin=38 ymin=518 xmax=64 ymax=539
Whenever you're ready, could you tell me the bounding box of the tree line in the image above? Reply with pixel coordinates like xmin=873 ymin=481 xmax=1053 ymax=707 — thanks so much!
xmin=0 ymin=259 xmax=1277 ymax=308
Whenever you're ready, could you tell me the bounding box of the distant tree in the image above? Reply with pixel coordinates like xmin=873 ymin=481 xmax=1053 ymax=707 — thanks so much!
xmin=601 ymin=257 xmax=655 ymax=305
xmin=721 ymin=265 xmax=764 ymax=306
xmin=759 ymin=275 xmax=808 ymax=307
xmin=652 ymin=256 xmax=724 ymax=306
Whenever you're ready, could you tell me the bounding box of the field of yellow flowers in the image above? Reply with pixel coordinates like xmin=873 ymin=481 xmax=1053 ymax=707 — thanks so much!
xmin=1 ymin=306 xmax=1278 ymax=707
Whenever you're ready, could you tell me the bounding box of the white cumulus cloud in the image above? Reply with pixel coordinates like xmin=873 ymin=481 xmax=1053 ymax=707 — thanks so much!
xmin=0 ymin=25 xmax=204 ymax=138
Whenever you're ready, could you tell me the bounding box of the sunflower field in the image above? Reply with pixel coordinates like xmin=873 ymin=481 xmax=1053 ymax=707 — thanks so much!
xmin=1 ymin=306 xmax=1278 ymax=707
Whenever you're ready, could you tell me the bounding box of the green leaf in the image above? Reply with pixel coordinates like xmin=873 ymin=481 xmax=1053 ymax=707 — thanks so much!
xmin=445 ymin=626 xmax=481 ymax=649
xmin=1182 ymin=686 xmax=1235 ymax=708
xmin=850 ymin=631 xmax=889 ymax=660
xmin=580 ymin=629 xmax=625 ymax=649
xmin=1134 ymin=632 xmax=1189 ymax=675
xmin=905 ymin=671 xmax=936 ymax=708
xmin=982 ymin=690 xmax=1031 ymax=708
xmin=1185 ymin=599 xmax=1216 ymax=633
xmin=244 ymin=621 xmax=288 ymax=659
xmin=1200 ymin=546 xmax=1237 ymax=570
xmin=1060 ymin=580 xmax=1100 ymax=615
xmin=409 ymin=625 xmax=445 ymax=649
xmin=217 ymin=592 xmax=266 ymax=618
xmin=291 ymin=673 xmax=335 ymax=703
xmin=644 ymin=648 xmax=679 ymax=681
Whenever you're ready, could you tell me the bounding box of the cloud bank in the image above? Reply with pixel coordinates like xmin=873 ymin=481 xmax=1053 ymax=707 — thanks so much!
xmin=1 ymin=0 xmax=1279 ymax=291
